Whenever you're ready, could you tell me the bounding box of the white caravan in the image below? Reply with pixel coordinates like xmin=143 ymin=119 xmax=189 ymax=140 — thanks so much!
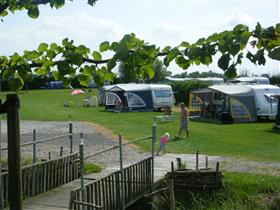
xmin=247 ymin=84 xmax=280 ymax=119
xmin=150 ymin=84 xmax=175 ymax=109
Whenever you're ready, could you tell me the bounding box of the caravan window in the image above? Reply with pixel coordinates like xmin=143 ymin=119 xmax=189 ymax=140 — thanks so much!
xmin=264 ymin=94 xmax=278 ymax=103
xmin=126 ymin=92 xmax=146 ymax=107
xmin=154 ymin=90 xmax=171 ymax=97
xmin=106 ymin=92 xmax=121 ymax=105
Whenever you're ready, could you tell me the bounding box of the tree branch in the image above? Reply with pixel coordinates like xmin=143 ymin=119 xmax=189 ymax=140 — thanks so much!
xmin=28 ymin=57 xmax=111 ymax=68
xmin=0 ymin=0 xmax=52 ymax=14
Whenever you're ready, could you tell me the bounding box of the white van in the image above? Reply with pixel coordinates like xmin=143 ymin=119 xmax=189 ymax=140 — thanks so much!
xmin=247 ymin=84 xmax=280 ymax=119
xmin=150 ymin=84 xmax=175 ymax=109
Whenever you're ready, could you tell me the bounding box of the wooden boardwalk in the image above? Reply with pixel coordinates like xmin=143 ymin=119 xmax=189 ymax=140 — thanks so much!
xmin=17 ymin=153 xmax=219 ymax=210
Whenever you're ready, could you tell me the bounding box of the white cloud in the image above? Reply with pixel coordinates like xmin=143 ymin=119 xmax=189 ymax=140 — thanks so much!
xmin=0 ymin=13 xmax=125 ymax=55
xmin=221 ymin=10 xmax=257 ymax=29
xmin=153 ymin=22 xmax=184 ymax=39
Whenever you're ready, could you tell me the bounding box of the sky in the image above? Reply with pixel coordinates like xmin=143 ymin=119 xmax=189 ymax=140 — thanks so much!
xmin=0 ymin=0 xmax=279 ymax=76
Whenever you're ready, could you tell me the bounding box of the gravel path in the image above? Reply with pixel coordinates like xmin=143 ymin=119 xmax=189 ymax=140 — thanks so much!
xmin=0 ymin=120 xmax=279 ymax=176
xmin=0 ymin=120 xmax=149 ymax=168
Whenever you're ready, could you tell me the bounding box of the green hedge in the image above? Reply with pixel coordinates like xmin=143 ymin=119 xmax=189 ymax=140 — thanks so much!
xmin=171 ymin=80 xmax=209 ymax=105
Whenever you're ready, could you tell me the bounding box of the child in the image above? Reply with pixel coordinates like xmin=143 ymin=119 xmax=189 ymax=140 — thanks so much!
xmin=156 ymin=132 xmax=170 ymax=156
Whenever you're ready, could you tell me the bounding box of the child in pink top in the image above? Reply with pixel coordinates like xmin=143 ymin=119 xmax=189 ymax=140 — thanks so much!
xmin=156 ymin=132 xmax=170 ymax=156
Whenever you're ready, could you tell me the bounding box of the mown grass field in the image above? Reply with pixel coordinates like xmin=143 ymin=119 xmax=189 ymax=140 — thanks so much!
xmin=0 ymin=89 xmax=279 ymax=162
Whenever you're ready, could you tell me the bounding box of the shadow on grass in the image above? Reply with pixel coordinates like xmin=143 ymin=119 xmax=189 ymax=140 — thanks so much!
xmin=264 ymin=127 xmax=280 ymax=135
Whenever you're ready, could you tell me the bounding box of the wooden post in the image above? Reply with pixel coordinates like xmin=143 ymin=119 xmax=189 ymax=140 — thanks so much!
xmin=169 ymin=179 xmax=175 ymax=210
xmin=196 ymin=150 xmax=199 ymax=170
xmin=216 ymin=162 xmax=220 ymax=173
xmin=151 ymin=123 xmax=156 ymax=191
xmin=118 ymin=134 xmax=125 ymax=210
xmin=32 ymin=129 xmax=36 ymax=163
xmin=6 ymin=94 xmax=23 ymax=210
xmin=60 ymin=146 xmax=64 ymax=157
xmin=79 ymin=133 xmax=85 ymax=210
xmin=176 ymin=158 xmax=182 ymax=169
xmin=0 ymin=120 xmax=2 ymax=210
xmin=171 ymin=161 xmax=174 ymax=173
xmin=69 ymin=122 xmax=73 ymax=153
xmin=48 ymin=152 xmax=51 ymax=160
xmin=205 ymin=156 xmax=208 ymax=169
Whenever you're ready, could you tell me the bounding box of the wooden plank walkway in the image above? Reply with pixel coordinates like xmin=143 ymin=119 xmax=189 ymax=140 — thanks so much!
xmin=14 ymin=153 xmax=219 ymax=210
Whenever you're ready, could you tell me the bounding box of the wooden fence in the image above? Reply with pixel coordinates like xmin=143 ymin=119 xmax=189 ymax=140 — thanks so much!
xmin=0 ymin=152 xmax=80 ymax=208
xmin=69 ymin=156 xmax=153 ymax=210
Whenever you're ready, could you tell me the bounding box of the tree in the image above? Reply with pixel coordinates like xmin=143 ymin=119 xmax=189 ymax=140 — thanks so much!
xmin=118 ymin=58 xmax=171 ymax=83
xmin=0 ymin=3 xmax=280 ymax=209
xmin=0 ymin=0 xmax=98 ymax=19
xmin=145 ymin=59 xmax=172 ymax=83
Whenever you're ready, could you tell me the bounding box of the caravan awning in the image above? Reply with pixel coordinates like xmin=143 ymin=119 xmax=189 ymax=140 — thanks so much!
xmin=209 ymin=85 xmax=253 ymax=97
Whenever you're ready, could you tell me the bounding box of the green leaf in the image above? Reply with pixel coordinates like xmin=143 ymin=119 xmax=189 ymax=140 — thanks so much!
xmin=224 ymin=64 xmax=237 ymax=79
xmin=0 ymin=10 xmax=8 ymax=17
xmin=246 ymin=52 xmax=256 ymax=64
xmin=110 ymin=42 xmax=119 ymax=51
xmin=99 ymin=41 xmax=110 ymax=52
xmin=276 ymin=23 xmax=280 ymax=34
xmin=255 ymin=22 xmax=262 ymax=34
xmin=240 ymin=31 xmax=251 ymax=48
xmin=104 ymin=71 xmax=115 ymax=81
xmin=175 ymin=56 xmax=191 ymax=70
xmin=196 ymin=38 xmax=206 ymax=45
xmin=92 ymin=51 xmax=102 ymax=60
xmin=35 ymin=67 xmax=47 ymax=75
xmin=51 ymin=0 xmax=65 ymax=9
xmin=187 ymin=46 xmax=201 ymax=60
xmin=229 ymin=44 xmax=240 ymax=56
xmin=57 ymin=61 xmax=70 ymax=75
xmin=164 ymin=47 xmax=180 ymax=67
xmin=8 ymin=77 xmax=24 ymax=91
xmin=233 ymin=24 xmax=249 ymax=33
xmin=27 ymin=7 xmax=39 ymax=19
xmin=69 ymin=53 xmax=83 ymax=66
xmin=38 ymin=43 xmax=48 ymax=52
xmin=24 ymin=51 xmax=40 ymax=60
xmin=47 ymin=50 xmax=56 ymax=59
xmin=162 ymin=46 xmax=171 ymax=53
xmin=88 ymin=0 xmax=98 ymax=6
xmin=268 ymin=47 xmax=280 ymax=60
xmin=82 ymin=65 xmax=95 ymax=76
xmin=236 ymin=53 xmax=243 ymax=64
xmin=218 ymin=54 xmax=230 ymax=71
xmin=180 ymin=42 xmax=190 ymax=48
xmin=107 ymin=59 xmax=117 ymax=70
xmin=50 ymin=43 xmax=58 ymax=51
xmin=76 ymin=45 xmax=90 ymax=54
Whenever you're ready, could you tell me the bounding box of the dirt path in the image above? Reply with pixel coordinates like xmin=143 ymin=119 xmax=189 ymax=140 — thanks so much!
xmin=0 ymin=120 xmax=279 ymax=176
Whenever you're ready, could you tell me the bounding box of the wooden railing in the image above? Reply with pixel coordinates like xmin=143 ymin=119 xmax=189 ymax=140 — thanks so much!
xmin=0 ymin=152 xmax=80 ymax=208
xmin=70 ymin=156 xmax=152 ymax=210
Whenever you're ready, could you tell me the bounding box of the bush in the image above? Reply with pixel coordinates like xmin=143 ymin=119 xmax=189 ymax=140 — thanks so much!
xmin=171 ymin=80 xmax=209 ymax=105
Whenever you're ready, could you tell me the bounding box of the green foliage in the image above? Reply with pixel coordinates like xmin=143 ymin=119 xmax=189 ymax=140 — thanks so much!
xmin=175 ymin=173 xmax=280 ymax=210
xmin=84 ymin=162 xmax=102 ymax=174
xmin=0 ymin=19 xmax=279 ymax=91
xmin=269 ymin=74 xmax=280 ymax=86
xmin=0 ymin=0 xmax=98 ymax=18
xmin=171 ymin=80 xmax=209 ymax=105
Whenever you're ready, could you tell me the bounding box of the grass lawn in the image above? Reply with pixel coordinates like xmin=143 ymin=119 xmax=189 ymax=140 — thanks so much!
xmin=175 ymin=173 xmax=280 ymax=210
xmin=0 ymin=89 xmax=279 ymax=162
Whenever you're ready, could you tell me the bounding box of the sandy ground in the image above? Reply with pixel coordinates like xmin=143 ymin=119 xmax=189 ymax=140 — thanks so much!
xmin=0 ymin=120 xmax=279 ymax=176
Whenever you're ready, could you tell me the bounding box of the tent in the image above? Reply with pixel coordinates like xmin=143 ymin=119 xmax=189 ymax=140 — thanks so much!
xmin=102 ymin=84 xmax=154 ymax=112
xmin=190 ymin=84 xmax=258 ymax=123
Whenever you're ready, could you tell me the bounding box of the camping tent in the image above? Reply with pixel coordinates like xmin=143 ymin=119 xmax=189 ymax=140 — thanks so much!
xmin=102 ymin=84 xmax=154 ymax=112
xmin=191 ymin=84 xmax=258 ymax=123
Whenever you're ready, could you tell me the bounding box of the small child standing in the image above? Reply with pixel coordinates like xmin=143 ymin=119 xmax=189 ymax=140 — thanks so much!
xmin=156 ymin=132 xmax=170 ymax=156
